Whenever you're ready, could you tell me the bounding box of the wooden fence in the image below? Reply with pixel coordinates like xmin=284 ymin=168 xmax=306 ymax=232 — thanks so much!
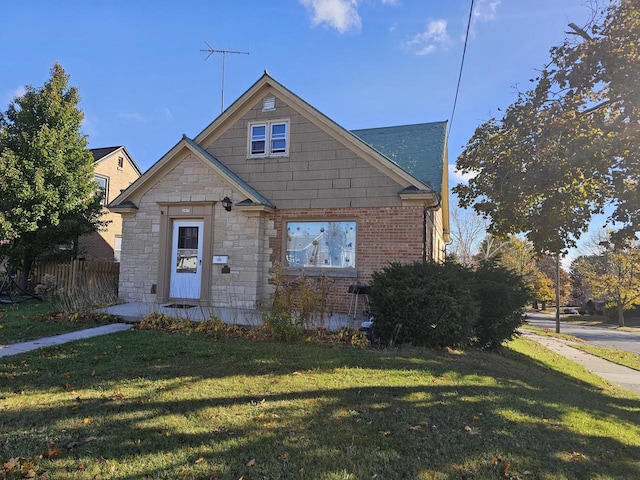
xmin=32 ymin=260 xmax=120 ymax=293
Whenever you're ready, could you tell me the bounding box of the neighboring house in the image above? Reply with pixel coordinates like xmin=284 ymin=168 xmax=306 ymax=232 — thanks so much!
xmin=109 ymin=73 xmax=450 ymax=312
xmin=79 ymin=146 xmax=142 ymax=262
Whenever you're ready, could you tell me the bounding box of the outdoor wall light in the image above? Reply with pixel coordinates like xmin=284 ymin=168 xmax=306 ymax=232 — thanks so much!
xmin=221 ymin=196 xmax=233 ymax=212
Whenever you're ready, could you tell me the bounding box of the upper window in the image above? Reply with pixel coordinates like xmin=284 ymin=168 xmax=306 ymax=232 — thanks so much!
xmin=94 ymin=175 xmax=108 ymax=205
xmin=285 ymin=220 xmax=356 ymax=269
xmin=249 ymin=120 xmax=289 ymax=157
xmin=117 ymin=156 xmax=124 ymax=169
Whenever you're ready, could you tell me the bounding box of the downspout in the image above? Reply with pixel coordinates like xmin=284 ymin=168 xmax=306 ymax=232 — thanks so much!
xmin=422 ymin=192 xmax=442 ymax=264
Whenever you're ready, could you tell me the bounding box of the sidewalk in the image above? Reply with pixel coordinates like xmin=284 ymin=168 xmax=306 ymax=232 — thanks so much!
xmin=520 ymin=332 xmax=640 ymax=395
xmin=0 ymin=323 xmax=132 ymax=358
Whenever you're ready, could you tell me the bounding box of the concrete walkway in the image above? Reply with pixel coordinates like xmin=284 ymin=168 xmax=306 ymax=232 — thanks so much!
xmin=0 ymin=323 xmax=132 ymax=358
xmin=520 ymin=332 xmax=640 ymax=395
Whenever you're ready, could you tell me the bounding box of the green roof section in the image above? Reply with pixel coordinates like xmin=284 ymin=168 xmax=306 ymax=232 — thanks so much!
xmin=351 ymin=121 xmax=448 ymax=194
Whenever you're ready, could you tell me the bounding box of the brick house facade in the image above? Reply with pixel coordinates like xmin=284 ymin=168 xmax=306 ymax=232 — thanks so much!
xmin=109 ymin=73 xmax=450 ymax=313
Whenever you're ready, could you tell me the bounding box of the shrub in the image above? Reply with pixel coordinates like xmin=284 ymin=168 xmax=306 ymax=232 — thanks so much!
xmin=262 ymin=263 xmax=335 ymax=340
xmin=369 ymin=261 xmax=531 ymax=349
xmin=369 ymin=262 xmax=478 ymax=347
xmin=469 ymin=261 xmax=531 ymax=349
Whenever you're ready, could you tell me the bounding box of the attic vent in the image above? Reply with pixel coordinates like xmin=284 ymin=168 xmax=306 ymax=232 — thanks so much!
xmin=262 ymin=96 xmax=275 ymax=111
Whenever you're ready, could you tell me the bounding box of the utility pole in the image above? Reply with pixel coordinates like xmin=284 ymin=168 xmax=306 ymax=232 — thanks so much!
xmin=200 ymin=41 xmax=249 ymax=113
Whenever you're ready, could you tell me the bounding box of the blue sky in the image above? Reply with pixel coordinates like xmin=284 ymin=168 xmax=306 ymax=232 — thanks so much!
xmin=1 ymin=0 xmax=597 ymax=258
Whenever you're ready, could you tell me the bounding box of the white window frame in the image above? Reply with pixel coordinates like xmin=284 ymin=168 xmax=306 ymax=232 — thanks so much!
xmin=248 ymin=120 xmax=289 ymax=158
xmin=95 ymin=175 xmax=109 ymax=205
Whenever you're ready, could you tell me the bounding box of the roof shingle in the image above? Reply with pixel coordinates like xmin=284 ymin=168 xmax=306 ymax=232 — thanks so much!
xmin=351 ymin=121 xmax=448 ymax=194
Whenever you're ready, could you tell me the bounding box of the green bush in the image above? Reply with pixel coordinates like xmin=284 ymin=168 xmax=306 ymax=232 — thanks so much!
xmin=469 ymin=261 xmax=531 ymax=349
xmin=369 ymin=262 xmax=478 ymax=347
xmin=369 ymin=261 xmax=530 ymax=349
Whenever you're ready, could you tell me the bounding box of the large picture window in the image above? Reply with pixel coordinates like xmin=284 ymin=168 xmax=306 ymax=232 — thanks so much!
xmin=286 ymin=221 xmax=356 ymax=269
xmin=249 ymin=120 xmax=289 ymax=157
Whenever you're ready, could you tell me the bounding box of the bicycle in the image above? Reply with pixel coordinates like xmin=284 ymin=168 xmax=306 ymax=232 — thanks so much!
xmin=0 ymin=270 xmax=41 ymax=304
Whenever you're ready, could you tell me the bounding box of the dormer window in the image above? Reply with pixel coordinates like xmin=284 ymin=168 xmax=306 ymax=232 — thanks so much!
xmin=249 ymin=120 xmax=289 ymax=157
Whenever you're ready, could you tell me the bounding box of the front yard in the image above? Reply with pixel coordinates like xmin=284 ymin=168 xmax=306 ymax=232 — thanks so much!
xmin=1 ymin=307 xmax=639 ymax=479
xmin=0 ymin=302 xmax=117 ymax=345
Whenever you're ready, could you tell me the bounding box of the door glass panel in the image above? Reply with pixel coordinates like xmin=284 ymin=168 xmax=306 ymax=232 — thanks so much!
xmin=176 ymin=226 xmax=198 ymax=273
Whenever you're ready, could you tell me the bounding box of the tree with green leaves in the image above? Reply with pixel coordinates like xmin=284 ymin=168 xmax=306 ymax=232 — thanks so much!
xmin=0 ymin=63 xmax=104 ymax=287
xmin=572 ymin=236 xmax=640 ymax=327
xmin=454 ymin=0 xmax=639 ymax=331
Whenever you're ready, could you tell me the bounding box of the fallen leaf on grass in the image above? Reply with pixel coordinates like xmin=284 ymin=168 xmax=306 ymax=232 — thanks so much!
xmin=408 ymin=422 xmax=429 ymax=431
xmin=246 ymin=459 xmax=256 ymax=467
xmin=3 ymin=457 xmax=20 ymax=471
xmin=570 ymin=451 xmax=587 ymax=461
xmin=464 ymin=425 xmax=479 ymax=435
xmin=106 ymin=392 xmax=124 ymax=400
xmin=45 ymin=441 xmax=62 ymax=458
xmin=195 ymin=457 xmax=204 ymax=464
xmin=66 ymin=436 xmax=97 ymax=450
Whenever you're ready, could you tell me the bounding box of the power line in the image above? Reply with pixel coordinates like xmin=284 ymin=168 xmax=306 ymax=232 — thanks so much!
xmin=449 ymin=0 xmax=475 ymax=133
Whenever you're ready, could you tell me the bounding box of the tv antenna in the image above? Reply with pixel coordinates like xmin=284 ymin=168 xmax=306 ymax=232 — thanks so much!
xmin=201 ymin=41 xmax=249 ymax=113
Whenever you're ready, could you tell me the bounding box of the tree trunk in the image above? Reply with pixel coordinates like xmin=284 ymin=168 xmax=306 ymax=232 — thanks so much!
xmin=20 ymin=251 xmax=36 ymax=291
xmin=555 ymin=254 xmax=561 ymax=333
xmin=618 ymin=302 xmax=625 ymax=327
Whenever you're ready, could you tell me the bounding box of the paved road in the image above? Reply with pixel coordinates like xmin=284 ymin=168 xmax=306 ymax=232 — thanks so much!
xmin=525 ymin=311 xmax=640 ymax=354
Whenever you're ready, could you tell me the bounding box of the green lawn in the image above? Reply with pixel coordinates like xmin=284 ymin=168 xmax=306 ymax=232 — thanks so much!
xmin=1 ymin=309 xmax=639 ymax=479
xmin=521 ymin=323 xmax=640 ymax=371
xmin=0 ymin=302 xmax=117 ymax=344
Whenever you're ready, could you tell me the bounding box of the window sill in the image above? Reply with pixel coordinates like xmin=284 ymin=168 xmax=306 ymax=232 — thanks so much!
xmin=283 ymin=267 xmax=357 ymax=278
xmin=247 ymin=153 xmax=289 ymax=160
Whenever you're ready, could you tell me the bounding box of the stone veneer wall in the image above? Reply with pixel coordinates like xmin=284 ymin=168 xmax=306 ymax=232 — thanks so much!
xmin=270 ymin=205 xmax=426 ymax=313
xmin=118 ymin=153 xmax=273 ymax=309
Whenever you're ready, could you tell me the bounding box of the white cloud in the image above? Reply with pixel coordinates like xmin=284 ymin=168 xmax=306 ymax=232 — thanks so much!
xmin=380 ymin=0 xmax=399 ymax=5
xmin=11 ymin=86 xmax=26 ymax=99
xmin=449 ymin=163 xmax=477 ymax=186
xmin=119 ymin=112 xmax=146 ymax=122
xmin=82 ymin=114 xmax=99 ymax=137
xmin=473 ymin=0 xmax=500 ymax=23
xmin=2 ymin=86 xmax=26 ymax=105
xmin=300 ymin=0 xmax=362 ymax=33
xmin=407 ymin=19 xmax=451 ymax=55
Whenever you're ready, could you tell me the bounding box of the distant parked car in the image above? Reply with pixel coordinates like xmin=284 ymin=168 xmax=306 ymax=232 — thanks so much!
xmin=563 ymin=308 xmax=579 ymax=315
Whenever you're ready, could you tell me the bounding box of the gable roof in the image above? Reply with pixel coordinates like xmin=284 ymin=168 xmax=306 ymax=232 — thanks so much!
xmin=91 ymin=146 xmax=121 ymax=161
xmin=108 ymin=135 xmax=274 ymax=211
xmin=110 ymin=72 xmax=448 ymax=221
xmin=194 ymin=72 xmax=437 ymax=193
xmin=90 ymin=145 xmax=143 ymax=176
xmin=351 ymin=122 xmax=448 ymax=195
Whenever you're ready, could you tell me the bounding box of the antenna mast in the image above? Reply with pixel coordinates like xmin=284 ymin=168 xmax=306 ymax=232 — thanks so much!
xmin=201 ymin=41 xmax=249 ymax=113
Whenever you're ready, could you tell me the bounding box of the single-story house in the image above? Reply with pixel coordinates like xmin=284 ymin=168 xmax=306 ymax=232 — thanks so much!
xmin=109 ymin=72 xmax=450 ymax=313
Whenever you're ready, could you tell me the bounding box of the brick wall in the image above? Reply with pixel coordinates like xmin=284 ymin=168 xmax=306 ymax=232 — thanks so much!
xmin=270 ymin=205 xmax=426 ymax=313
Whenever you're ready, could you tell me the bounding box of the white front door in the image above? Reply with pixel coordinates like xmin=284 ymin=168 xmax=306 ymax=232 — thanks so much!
xmin=170 ymin=220 xmax=204 ymax=299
